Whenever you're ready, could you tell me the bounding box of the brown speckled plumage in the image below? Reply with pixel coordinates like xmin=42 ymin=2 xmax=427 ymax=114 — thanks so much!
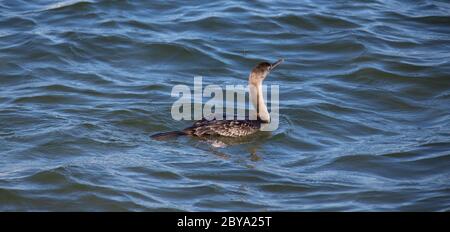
xmin=182 ymin=115 xmax=263 ymax=137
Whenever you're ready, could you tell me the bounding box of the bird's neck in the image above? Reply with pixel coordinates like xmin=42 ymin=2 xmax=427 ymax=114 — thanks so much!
xmin=249 ymin=82 xmax=270 ymax=123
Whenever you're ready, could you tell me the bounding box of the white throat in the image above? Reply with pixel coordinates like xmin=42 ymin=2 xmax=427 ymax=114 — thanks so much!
xmin=249 ymin=82 xmax=270 ymax=122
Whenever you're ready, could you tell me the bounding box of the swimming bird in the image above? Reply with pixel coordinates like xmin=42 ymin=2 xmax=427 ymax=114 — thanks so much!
xmin=151 ymin=58 xmax=284 ymax=140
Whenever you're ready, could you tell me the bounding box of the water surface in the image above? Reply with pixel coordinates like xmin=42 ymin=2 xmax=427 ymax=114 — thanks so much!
xmin=1 ymin=0 xmax=450 ymax=211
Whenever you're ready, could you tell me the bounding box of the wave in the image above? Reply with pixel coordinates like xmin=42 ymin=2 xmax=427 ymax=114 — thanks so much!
xmin=1 ymin=0 xmax=450 ymax=211
xmin=43 ymin=0 xmax=95 ymax=12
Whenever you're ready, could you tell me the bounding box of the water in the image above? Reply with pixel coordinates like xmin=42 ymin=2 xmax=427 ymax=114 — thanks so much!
xmin=1 ymin=0 xmax=450 ymax=211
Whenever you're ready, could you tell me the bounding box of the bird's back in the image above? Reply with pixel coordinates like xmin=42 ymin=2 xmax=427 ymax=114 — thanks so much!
xmin=183 ymin=114 xmax=262 ymax=137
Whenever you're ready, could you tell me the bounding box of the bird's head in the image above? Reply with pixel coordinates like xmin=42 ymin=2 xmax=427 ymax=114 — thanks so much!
xmin=249 ymin=58 xmax=284 ymax=86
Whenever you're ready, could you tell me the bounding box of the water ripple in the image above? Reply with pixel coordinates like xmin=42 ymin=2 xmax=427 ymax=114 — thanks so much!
xmin=1 ymin=0 xmax=449 ymax=211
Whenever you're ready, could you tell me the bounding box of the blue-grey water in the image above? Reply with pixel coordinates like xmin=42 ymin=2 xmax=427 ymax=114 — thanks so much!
xmin=1 ymin=0 xmax=450 ymax=211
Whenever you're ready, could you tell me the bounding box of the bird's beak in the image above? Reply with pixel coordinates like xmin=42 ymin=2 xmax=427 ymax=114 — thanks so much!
xmin=270 ymin=58 xmax=284 ymax=71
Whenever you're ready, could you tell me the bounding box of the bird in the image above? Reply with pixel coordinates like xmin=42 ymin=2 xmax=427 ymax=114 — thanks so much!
xmin=151 ymin=58 xmax=284 ymax=140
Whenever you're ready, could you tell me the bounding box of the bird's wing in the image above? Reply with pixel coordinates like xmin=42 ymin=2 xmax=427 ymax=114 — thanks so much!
xmin=187 ymin=119 xmax=261 ymax=137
